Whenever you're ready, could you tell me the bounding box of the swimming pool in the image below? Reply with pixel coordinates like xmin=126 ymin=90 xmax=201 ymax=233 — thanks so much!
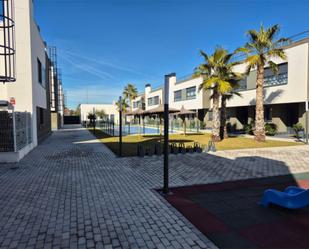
xmin=101 ymin=125 xmax=176 ymax=136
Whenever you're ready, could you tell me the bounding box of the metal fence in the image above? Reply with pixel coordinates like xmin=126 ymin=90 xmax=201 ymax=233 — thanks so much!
xmin=95 ymin=118 xmax=204 ymax=137
xmin=0 ymin=111 xmax=32 ymax=152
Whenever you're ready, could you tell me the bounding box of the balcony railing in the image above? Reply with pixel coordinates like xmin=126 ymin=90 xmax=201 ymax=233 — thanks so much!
xmin=264 ymin=73 xmax=288 ymax=87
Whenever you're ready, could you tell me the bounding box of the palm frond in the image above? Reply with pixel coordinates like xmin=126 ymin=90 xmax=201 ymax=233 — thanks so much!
xmin=268 ymin=61 xmax=279 ymax=74
xmin=266 ymin=24 xmax=280 ymax=40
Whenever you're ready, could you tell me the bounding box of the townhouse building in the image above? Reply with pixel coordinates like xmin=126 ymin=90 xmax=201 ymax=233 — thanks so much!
xmin=227 ymin=38 xmax=309 ymax=133
xmin=0 ymin=0 xmax=52 ymax=162
xmin=131 ymin=75 xmax=211 ymax=123
xmin=131 ymin=37 xmax=309 ymax=134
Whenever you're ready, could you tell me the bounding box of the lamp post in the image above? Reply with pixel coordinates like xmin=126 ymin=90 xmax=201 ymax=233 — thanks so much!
xmin=118 ymin=96 xmax=123 ymax=157
xmin=163 ymin=74 xmax=170 ymax=194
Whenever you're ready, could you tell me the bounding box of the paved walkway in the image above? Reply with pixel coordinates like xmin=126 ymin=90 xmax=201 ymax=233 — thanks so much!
xmin=0 ymin=126 xmax=214 ymax=249
xmin=1 ymin=125 xmax=309 ymax=249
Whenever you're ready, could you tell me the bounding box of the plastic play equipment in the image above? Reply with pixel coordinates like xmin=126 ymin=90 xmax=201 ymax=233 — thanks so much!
xmin=261 ymin=186 xmax=309 ymax=209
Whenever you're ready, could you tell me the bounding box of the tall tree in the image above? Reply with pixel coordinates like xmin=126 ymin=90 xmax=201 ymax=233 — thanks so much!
xmin=123 ymin=83 xmax=138 ymax=108
xmin=95 ymin=110 xmax=106 ymax=120
xmin=115 ymin=98 xmax=129 ymax=114
xmin=220 ymin=89 xmax=242 ymax=139
xmin=195 ymin=47 xmax=242 ymax=141
xmin=237 ymin=24 xmax=288 ymax=142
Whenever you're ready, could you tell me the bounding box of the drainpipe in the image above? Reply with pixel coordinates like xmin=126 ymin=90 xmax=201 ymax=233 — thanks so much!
xmin=305 ymin=100 xmax=309 ymax=144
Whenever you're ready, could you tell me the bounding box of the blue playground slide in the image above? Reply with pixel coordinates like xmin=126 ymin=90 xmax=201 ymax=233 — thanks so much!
xmin=260 ymin=186 xmax=309 ymax=209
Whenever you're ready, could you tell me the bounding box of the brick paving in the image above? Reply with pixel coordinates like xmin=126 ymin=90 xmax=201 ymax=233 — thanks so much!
xmin=1 ymin=125 xmax=309 ymax=249
xmin=0 ymin=126 xmax=214 ymax=249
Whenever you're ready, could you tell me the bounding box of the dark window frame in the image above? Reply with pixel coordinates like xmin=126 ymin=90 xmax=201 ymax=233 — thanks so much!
xmin=186 ymin=86 xmax=196 ymax=100
xmin=37 ymin=58 xmax=42 ymax=84
xmin=174 ymin=90 xmax=182 ymax=102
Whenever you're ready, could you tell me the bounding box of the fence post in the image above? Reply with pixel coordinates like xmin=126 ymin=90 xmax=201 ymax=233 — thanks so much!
xmin=12 ymin=111 xmax=17 ymax=152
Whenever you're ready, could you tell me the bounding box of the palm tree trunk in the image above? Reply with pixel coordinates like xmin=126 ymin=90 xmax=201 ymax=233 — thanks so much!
xmin=255 ymin=65 xmax=266 ymax=142
xmin=212 ymin=91 xmax=220 ymax=142
xmin=183 ymin=117 xmax=186 ymax=135
xmin=220 ymin=96 xmax=228 ymax=140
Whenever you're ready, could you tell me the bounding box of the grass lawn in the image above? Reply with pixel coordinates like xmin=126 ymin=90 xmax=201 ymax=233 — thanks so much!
xmin=89 ymin=129 xmax=300 ymax=157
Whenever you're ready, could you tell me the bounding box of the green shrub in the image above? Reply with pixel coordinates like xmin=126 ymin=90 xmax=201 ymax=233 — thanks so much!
xmin=265 ymin=123 xmax=277 ymax=136
xmin=293 ymin=123 xmax=304 ymax=139
xmin=243 ymin=121 xmax=277 ymax=136
xmin=243 ymin=121 xmax=254 ymax=135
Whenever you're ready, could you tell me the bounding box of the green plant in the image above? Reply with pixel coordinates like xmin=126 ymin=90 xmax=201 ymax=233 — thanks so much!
xmin=194 ymin=47 xmax=243 ymax=141
xmin=265 ymin=123 xmax=277 ymax=136
xmin=243 ymin=121 xmax=254 ymax=135
xmin=293 ymin=123 xmax=304 ymax=139
xmin=237 ymin=24 xmax=288 ymax=141
xmin=200 ymin=121 xmax=206 ymax=129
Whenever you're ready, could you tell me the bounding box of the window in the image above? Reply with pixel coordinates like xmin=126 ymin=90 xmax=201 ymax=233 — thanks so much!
xmin=39 ymin=108 xmax=44 ymax=125
xmin=133 ymin=100 xmax=142 ymax=109
xmin=148 ymin=96 xmax=159 ymax=106
xmin=264 ymin=63 xmax=288 ymax=87
xmin=37 ymin=59 xmax=42 ymax=84
xmin=264 ymin=106 xmax=272 ymax=122
xmin=186 ymin=86 xmax=196 ymax=100
xmin=208 ymin=111 xmax=213 ymax=121
xmin=174 ymin=86 xmax=196 ymax=102
xmin=174 ymin=90 xmax=182 ymax=102
xmin=42 ymin=65 xmax=46 ymax=87
xmin=110 ymin=114 xmax=115 ymax=122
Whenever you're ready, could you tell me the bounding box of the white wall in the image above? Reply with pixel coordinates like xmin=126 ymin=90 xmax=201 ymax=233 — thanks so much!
xmin=131 ymin=94 xmax=144 ymax=111
xmin=145 ymin=85 xmax=163 ymax=110
xmin=80 ymin=103 xmax=119 ymax=124
xmin=169 ymin=75 xmax=207 ymax=110
xmin=0 ymin=0 xmax=48 ymax=147
xmin=227 ymin=41 xmax=309 ymax=107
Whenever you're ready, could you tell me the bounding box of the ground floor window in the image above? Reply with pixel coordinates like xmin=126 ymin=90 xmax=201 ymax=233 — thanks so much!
xmin=39 ymin=108 xmax=45 ymax=125
xmin=264 ymin=106 xmax=272 ymax=122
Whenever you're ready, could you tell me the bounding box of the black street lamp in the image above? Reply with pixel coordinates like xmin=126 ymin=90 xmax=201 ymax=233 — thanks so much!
xmin=163 ymin=73 xmax=174 ymax=194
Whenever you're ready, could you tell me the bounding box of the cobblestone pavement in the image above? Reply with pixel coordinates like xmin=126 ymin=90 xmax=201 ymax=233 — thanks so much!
xmin=1 ymin=126 xmax=309 ymax=249
xmin=0 ymin=126 xmax=215 ymax=249
xmin=128 ymin=144 xmax=309 ymax=188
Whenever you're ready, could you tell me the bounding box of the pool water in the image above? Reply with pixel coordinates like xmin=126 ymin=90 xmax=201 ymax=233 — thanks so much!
xmin=102 ymin=125 xmax=176 ymax=136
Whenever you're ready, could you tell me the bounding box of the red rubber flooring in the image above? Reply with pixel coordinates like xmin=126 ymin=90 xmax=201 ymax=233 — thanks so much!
xmin=165 ymin=173 xmax=309 ymax=249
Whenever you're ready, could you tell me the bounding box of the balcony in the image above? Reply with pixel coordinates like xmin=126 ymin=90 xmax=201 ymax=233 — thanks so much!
xmin=264 ymin=72 xmax=288 ymax=87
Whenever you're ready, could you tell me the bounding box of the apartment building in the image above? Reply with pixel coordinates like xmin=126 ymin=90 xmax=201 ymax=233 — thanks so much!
xmin=0 ymin=0 xmax=51 ymax=162
xmin=226 ymin=38 xmax=309 ymax=133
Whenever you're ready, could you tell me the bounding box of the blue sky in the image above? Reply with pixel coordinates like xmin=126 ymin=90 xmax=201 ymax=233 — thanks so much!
xmin=34 ymin=0 xmax=309 ymax=109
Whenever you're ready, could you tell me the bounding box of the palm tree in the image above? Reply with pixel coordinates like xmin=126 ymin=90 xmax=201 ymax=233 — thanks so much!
xmin=237 ymin=24 xmax=288 ymax=142
xmin=123 ymin=83 xmax=138 ymax=108
xmin=195 ymin=47 xmax=241 ymax=141
xmin=220 ymin=89 xmax=242 ymax=139
xmin=115 ymin=98 xmax=129 ymax=114
xmin=95 ymin=110 xmax=106 ymax=120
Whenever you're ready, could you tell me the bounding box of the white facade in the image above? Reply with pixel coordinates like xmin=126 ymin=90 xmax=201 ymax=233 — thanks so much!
xmin=0 ymin=0 xmax=49 ymax=161
xmin=131 ymin=94 xmax=144 ymax=112
xmin=227 ymin=39 xmax=309 ymax=107
xmin=80 ymin=103 xmax=119 ymax=124
xmin=132 ymin=74 xmax=210 ymax=112
xmin=145 ymin=84 xmax=163 ymax=110
xmin=169 ymin=75 xmax=210 ymax=110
